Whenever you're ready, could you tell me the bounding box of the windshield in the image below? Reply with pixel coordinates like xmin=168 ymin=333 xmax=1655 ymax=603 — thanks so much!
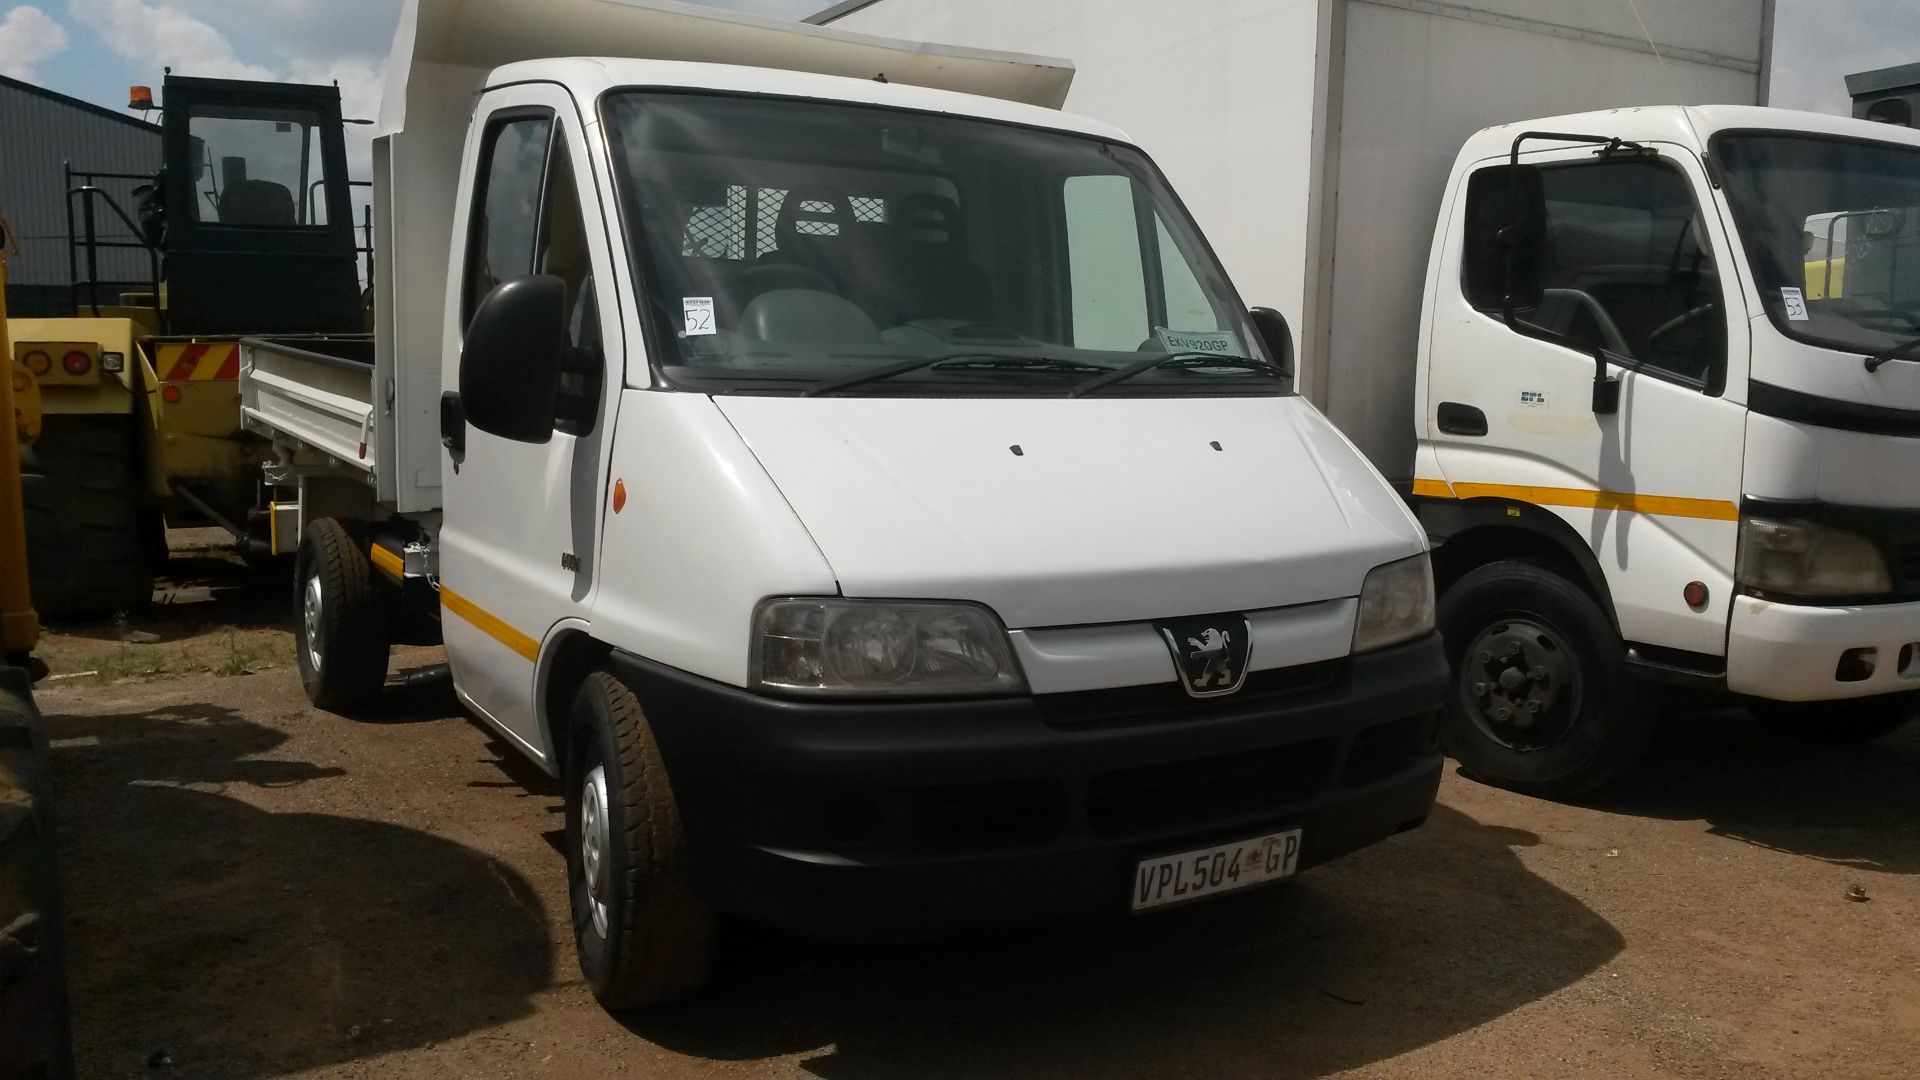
xmin=602 ymin=91 xmax=1278 ymax=396
xmin=1717 ymin=132 xmax=1920 ymax=353
xmin=186 ymin=105 xmax=335 ymax=227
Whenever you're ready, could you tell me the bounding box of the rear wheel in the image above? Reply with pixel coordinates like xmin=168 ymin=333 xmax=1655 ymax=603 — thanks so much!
xmin=1748 ymin=695 xmax=1916 ymax=745
xmin=294 ymin=518 xmax=389 ymax=711
xmin=1437 ymin=560 xmax=1657 ymax=798
xmin=566 ymin=670 xmax=715 ymax=1009
xmin=20 ymin=416 xmax=152 ymax=618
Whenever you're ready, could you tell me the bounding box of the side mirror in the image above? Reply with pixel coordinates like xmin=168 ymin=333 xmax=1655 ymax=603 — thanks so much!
xmin=1462 ymin=164 xmax=1547 ymax=313
xmin=1248 ymin=307 xmax=1295 ymax=382
xmin=460 ymin=275 xmax=567 ymax=444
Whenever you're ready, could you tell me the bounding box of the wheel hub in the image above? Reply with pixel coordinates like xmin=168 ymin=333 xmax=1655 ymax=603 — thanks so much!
xmin=1460 ymin=618 xmax=1580 ymax=752
xmin=579 ymin=763 xmax=612 ymax=940
xmin=302 ymin=574 xmax=324 ymax=674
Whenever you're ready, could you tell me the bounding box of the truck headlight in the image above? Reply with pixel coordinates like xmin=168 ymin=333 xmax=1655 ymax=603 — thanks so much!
xmin=1352 ymin=554 xmax=1435 ymax=653
xmin=752 ymin=599 xmax=1027 ymax=696
xmin=1736 ymin=517 xmax=1891 ymax=598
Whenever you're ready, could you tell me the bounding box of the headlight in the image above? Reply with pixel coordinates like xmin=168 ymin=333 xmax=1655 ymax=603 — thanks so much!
xmin=1352 ymin=554 xmax=1435 ymax=653
xmin=752 ymin=599 xmax=1027 ymax=697
xmin=1736 ymin=517 xmax=1891 ymax=598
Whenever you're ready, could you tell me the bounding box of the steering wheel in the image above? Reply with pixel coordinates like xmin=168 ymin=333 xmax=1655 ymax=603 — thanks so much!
xmin=1646 ymin=302 xmax=1719 ymax=350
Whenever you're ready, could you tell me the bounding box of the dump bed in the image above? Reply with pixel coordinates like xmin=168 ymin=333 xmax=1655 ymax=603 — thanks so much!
xmin=238 ymin=336 xmax=378 ymax=481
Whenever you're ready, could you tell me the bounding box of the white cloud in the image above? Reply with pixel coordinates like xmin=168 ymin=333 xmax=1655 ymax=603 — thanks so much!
xmin=0 ymin=5 xmax=71 ymax=83
xmin=69 ymin=0 xmax=276 ymax=80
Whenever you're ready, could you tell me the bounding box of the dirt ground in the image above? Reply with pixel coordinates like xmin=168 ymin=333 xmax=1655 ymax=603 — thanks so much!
xmin=27 ymin=549 xmax=1920 ymax=1078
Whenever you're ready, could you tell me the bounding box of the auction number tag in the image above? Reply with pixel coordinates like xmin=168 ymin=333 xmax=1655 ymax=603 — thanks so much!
xmin=1781 ymin=286 xmax=1809 ymax=322
xmin=683 ymin=296 xmax=717 ymax=336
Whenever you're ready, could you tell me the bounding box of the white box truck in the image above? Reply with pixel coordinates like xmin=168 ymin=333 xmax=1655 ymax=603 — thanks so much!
xmin=817 ymin=0 xmax=1920 ymax=795
xmin=239 ymin=0 xmax=1451 ymax=1006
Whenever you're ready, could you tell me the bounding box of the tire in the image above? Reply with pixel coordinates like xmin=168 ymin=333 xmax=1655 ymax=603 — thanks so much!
xmin=1748 ymin=694 xmax=1916 ymax=745
xmin=20 ymin=415 xmax=152 ymax=618
xmin=294 ymin=518 xmax=389 ymax=711
xmin=566 ymin=670 xmax=715 ymax=1009
xmin=1437 ymin=560 xmax=1657 ymax=798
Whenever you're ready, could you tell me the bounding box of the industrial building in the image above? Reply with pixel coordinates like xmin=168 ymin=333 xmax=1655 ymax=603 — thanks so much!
xmin=0 ymin=74 xmax=160 ymax=316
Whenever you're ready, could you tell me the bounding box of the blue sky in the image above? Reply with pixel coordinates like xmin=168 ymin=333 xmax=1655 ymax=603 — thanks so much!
xmin=0 ymin=0 xmax=1911 ymax=126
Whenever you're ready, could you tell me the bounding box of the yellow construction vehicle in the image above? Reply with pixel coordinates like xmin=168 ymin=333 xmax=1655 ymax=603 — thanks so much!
xmin=1 ymin=214 xmax=76 ymax=1079
xmin=8 ymin=75 xmax=364 ymax=616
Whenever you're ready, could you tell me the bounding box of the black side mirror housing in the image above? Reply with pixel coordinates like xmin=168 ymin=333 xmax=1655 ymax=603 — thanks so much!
xmin=460 ymin=275 xmax=567 ymax=444
xmin=1463 ymin=164 xmax=1548 ymax=313
xmin=1248 ymin=307 xmax=1295 ymax=383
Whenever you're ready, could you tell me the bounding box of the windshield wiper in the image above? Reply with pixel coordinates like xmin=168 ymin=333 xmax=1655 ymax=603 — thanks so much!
xmin=1865 ymin=335 xmax=1920 ymax=373
xmin=803 ymin=353 xmax=1108 ymax=397
xmin=1068 ymin=352 xmax=1285 ymax=398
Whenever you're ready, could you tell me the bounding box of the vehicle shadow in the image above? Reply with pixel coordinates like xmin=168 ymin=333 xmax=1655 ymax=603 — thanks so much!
xmin=43 ymin=701 xmax=552 ymax=1079
xmin=43 ymin=554 xmax=292 ymax=643
xmin=626 ymin=803 xmax=1622 ymax=1078
xmin=1584 ymin=704 xmax=1920 ymax=873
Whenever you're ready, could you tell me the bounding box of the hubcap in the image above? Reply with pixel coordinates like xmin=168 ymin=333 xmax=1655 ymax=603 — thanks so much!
xmin=302 ymin=574 xmax=324 ymax=674
xmin=579 ymin=763 xmax=612 ymax=940
xmin=1460 ymin=617 xmax=1580 ymax=752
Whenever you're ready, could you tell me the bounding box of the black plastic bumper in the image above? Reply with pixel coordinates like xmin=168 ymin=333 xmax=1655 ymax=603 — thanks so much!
xmin=611 ymin=634 xmax=1446 ymax=940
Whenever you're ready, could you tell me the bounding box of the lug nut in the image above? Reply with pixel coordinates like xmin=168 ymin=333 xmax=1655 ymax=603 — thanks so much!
xmin=1478 ymin=651 xmax=1491 ymax=663
xmin=1473 ymin=682 xmax=1487 ymax=695
xmin=1526 ymin=700 xmax=1540 ymax=713
xmin=1496 ymin=707 xmax=1510 ymax=720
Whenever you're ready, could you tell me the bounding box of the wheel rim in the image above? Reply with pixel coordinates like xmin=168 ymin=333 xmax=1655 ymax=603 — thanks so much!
xmin=1459 ymin=616 xmax=1582 ymax=752
xmin=579 ymin=763 xmax=612 ymax=940
xmin=302 ymin=573 xmax=324 ymax=674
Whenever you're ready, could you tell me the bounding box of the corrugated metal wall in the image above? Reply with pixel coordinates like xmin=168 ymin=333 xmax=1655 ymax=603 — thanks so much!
xmin=0 ymin=77 xmax=161 ymax=312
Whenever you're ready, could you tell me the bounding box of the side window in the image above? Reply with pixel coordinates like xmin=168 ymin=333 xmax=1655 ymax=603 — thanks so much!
xmin=1063 ymin=174 xmax=1150 ymax=350
xmin=536 ymin=139 xmax=603 ymax=437
xmin=1062 ymin=175 xmax=1229 ymax=350
xmin=463 ymin=112 xmax=554 ymax=327
xmin=1501 ymin=158 xmax=1724 ymax=384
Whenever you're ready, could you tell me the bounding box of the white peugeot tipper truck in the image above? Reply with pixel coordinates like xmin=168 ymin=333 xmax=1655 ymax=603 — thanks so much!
xmin=820 ymin=0 xmax=1920 ymax=797
xmin=238 ymin=0 xmax=1447 ymax=1007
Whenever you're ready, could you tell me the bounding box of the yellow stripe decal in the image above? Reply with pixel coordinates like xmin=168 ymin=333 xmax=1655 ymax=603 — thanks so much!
xmin=368 ymin=544 xmax=404 ymax=580
xmin=440 ymin=586 xmax=540 ymax=662
xmin=1414 ymin=479 xmax=1738 ymax=522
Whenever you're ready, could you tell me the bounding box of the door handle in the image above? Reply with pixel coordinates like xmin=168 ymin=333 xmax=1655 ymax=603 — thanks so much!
xmin=440 ymin=391 xmax=465 ymax=461
xmin=1436 ymin=401 xmax=1488 ymax=437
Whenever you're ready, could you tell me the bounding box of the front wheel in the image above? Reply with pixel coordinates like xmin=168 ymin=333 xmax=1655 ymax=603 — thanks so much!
xmin=294 ymin=519 xmax=389 ymax=711
xmin=566 ymin=670 xmax=715 ymax=1010
xmin=1437 ymin=560 xmax=1657 ymax=798
xmin=1748 ymin=695 xmax=1916 ymax=745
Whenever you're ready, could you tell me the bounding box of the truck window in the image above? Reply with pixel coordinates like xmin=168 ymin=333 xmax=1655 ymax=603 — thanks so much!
xmin=1062 ymin=175 xmax=1230 ymax=351
xmin=1482 ymin=157 xmax=1724 ymax=386
xmin=464 ymin=112 xmax=555 ymax=328
xmin=604 ymin=92 xmax=1275 ymax=398
xmin=186 ymin=105 xmax=334 ymax=227
xmin=536 ymin=137 xmax=602 ymax=436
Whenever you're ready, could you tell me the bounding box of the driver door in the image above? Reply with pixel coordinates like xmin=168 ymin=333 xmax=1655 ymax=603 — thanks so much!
xmin=1426 ymin=146 xmax=1749 ymax=658
xmin=438 ymin=85 xmax=619 ymax=760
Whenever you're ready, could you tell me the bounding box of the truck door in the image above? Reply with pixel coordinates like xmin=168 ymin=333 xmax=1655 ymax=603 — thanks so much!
xmin=439 ymin=87 xmax=617 ymax=758
xmin=1423 ymin=147 xmax=1748 ymax=659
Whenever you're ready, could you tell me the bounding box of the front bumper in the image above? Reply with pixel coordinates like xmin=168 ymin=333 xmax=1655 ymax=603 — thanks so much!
xmin=611 ymin=635 xmax=1446 ymax=940
xmin=1727 ymin=595 xmax=1920 ymax=701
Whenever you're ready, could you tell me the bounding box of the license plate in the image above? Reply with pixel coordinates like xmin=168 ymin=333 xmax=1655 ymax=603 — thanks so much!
xmin=1131 ymin=829 xmax=1302 ymax=911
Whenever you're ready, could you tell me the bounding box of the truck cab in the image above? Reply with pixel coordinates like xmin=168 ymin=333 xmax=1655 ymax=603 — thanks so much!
xmin=243 ymin=0 xmax=1449 ymax=1009
xmin=1414 ymin=106 xmax=1920 ymax=793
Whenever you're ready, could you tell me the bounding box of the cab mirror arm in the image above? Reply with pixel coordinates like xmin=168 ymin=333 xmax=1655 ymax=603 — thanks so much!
xmin=1590 ymin=348 xmax=1620 ymax=414
xmin=1248 ymin=307 xmax=1295 ymax=387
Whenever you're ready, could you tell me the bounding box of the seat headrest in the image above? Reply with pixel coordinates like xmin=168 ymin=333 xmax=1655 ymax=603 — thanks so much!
xmin=896 ymin=193 xmax=967 ymax=249
xmin=775 ymin=185 xmax=853 ymax=252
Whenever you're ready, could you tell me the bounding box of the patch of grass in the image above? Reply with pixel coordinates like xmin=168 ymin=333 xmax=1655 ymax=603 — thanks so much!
xmin=58 ymin=627 xmax=291 ymax=684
